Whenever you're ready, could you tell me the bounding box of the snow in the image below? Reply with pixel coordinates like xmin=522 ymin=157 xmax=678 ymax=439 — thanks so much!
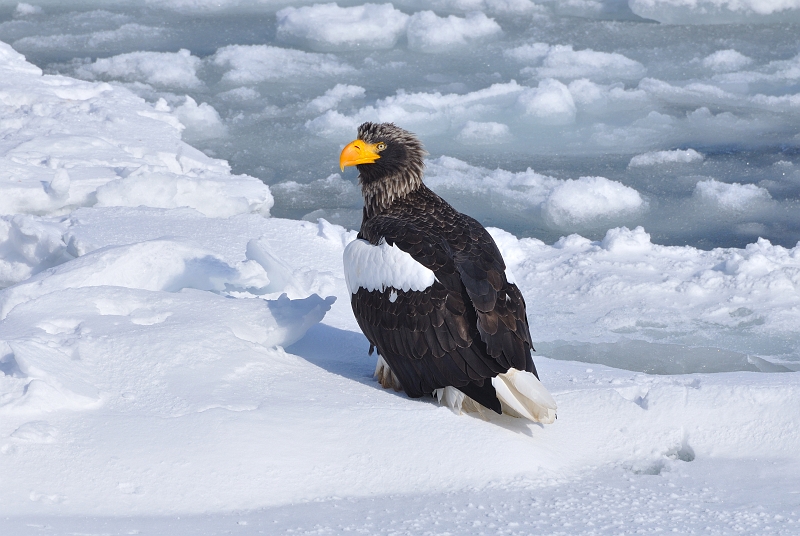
xmin=7 ymin=2 xmax=796 ymax=247
xmin=0 ymin=4 xmax=799 ymax=533
xmin=424 ymin=156 xmax=646 ymax=233
xmin=519 ymin=44 xmax=647 ymax=82
xmin=628 ymin=148 xmax=705 ymax=167
xmin=75 ymin=49 xmax=202 ymax=88
xmin=0 ymin=41 xmax=272 ymax=220
xmin=276 ymin=3 xmax=411 ymax=51
xmin=211 ymin=44 xmax=355 ymax=83
xmin=703 ymin=49 xmax=754 ymax=72
xmin=406 ymin=11 xmax=502 ymax=52
xmin=629 ymin=0 xmax=800 ymax=23
xmin=694 ymin=178 xmax=773 ymax=211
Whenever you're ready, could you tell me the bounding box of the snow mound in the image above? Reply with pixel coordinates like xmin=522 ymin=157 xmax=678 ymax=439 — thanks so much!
xmin=276 ymin=3 xmax=410 ymax=51
xmin=495 ymin=226 xmax=800 ymax=371
xmin=0 ymin=239 xmax=272 ymax=319
xmin=0 ymin=211 xmax=337 ymax=417
xmin=0 ymin=42 xmax=272 ymax=219
xmin=0 ymin=285 xmax=334 ymax=415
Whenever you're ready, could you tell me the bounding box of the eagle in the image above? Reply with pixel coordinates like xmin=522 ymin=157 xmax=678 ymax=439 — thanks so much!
xmin=340 ymin=122 xmax=556 ymax=423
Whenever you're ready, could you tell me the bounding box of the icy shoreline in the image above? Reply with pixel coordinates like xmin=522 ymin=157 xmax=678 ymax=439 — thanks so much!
xmin=1 ymin=37 xmax=799 ymax=533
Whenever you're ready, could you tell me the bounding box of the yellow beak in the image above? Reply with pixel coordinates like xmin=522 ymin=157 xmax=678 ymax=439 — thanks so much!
xmin=339 ymin=139 xmax=381 ymax=171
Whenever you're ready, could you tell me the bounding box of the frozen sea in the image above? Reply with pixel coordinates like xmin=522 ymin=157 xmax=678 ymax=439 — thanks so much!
xmin=0 ymin=0 xmax=799 ymax=534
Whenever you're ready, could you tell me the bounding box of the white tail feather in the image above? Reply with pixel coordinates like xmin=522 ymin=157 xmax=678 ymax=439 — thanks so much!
xmin=492 ymin=369 xmax=557 ymax=424
xmin=377 ymin=356 xmax=557 ymax=424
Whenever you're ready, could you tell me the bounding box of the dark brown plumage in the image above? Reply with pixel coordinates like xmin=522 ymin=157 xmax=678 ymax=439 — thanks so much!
xmin=341 ymin=122 xmax=553 ymax=419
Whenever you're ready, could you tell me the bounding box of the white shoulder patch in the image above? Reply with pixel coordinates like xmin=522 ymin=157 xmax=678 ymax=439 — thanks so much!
xmin=343 ymin=238 xmax=436 ymax=294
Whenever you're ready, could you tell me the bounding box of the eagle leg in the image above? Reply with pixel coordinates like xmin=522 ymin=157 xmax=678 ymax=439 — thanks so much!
xmin=374 ymin=354 xmax=402 ymax=391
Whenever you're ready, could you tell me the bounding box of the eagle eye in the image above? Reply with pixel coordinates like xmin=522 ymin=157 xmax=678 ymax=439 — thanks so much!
xmin=376 ymin=142 xmax=387 ymax=151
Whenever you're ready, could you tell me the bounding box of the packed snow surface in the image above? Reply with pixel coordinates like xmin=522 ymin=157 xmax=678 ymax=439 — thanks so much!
xmin=0 ymin=4 xmax=799 ymax=534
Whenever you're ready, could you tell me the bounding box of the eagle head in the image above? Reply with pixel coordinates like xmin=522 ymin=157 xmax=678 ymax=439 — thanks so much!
xmin=340 ymin=122 xmax=426 ymax=188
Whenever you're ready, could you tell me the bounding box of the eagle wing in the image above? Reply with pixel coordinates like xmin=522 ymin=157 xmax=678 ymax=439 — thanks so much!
xmin=348 ymin=211 xmax=536 ymax=409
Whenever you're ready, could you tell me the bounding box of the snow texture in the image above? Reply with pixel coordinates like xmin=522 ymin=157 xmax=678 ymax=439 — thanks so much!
xmin=276 ymin=3 xmax=410 ymax=51
xmin=0 ymin=5 xmax=799 ymax=533
xmin=407 ymin=11 xmax=502 ymax=52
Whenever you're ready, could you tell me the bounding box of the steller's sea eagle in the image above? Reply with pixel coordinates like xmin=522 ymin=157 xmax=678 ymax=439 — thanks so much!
xmin=340 ymin=122 xmax=556 ymax=423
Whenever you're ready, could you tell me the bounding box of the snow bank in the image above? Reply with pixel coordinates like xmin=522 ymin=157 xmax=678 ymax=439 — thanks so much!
xmin=0 ymin=42 xmax=272 ymax=219
xmin=492 ymin=226 xmax=800 ymax=372
xmin=2 ymin=208 xmax=799 ymax=518
xmin=276 ymin=3 xmax=410 ymax=51
xmin=0 ymin=208 xmax=339 ymax=421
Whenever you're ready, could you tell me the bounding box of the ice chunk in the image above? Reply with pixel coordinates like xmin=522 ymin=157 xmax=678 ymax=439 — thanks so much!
xmin=628 ymin=149 xmax=704 ymax=167
xmin=520 ymin=44 xmax=646 ymax=82
xmin=421 ymin=157 xmax=648 ymax=233
xmin=75 ymin=49 xmax=202 ymax=88
xmin=173 ymin=96 xmax=227 ymax=140
xmin=307 ymin=84 xmax=366 ymax=113
xmin=276 ymin=3 xmax=410 ymax=51
xmin=517 ymin=79 xmax=576 ymax=124
xmin=456 ymin=121 xmax=511 ymax=144
xmin=14 ymin=3 xmax=42 ymax=17
xmin=543 ymin=177 xmax=646 ymax=226
xmin=702 ymin=49 xmax=753 ymax=72
xmin=629 ymin=0 xmax=800 ymax=23
xmin=406 ymin=11 xmax=502 ymax=52
xmin=599 ymin=225 xmax=652 ymax=253
xmin=211 ymin=44 xmax=354 ymax=83
xmin=0 ymin=42 xmax=272 ymax=220
xmin=694 ymin=179 xmax=772 ymax=211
